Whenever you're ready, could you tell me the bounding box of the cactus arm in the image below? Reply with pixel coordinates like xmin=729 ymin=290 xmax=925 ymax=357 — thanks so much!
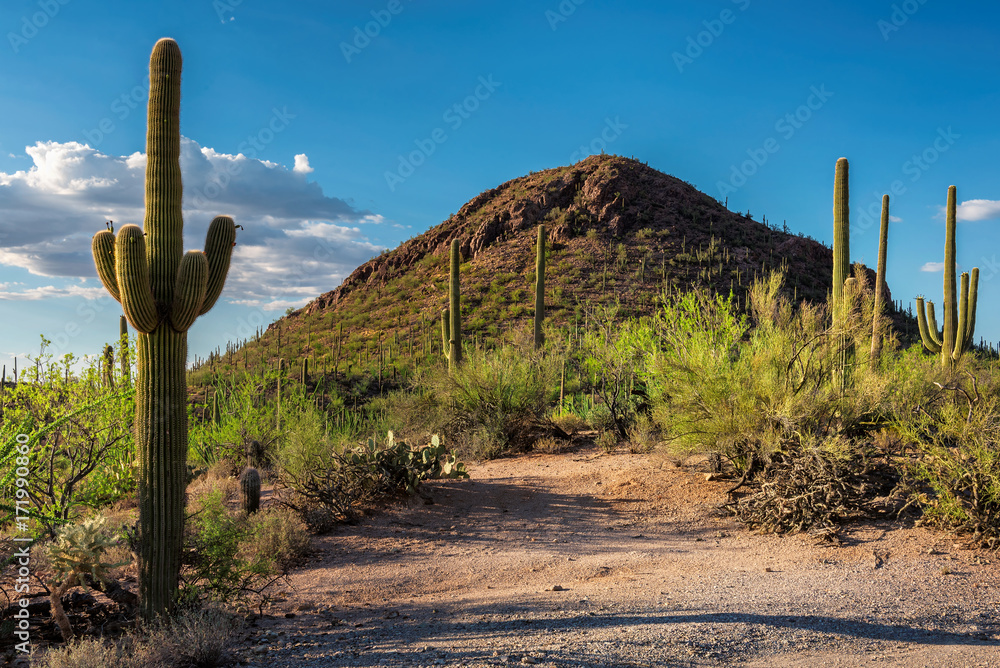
xmin=925 ymin=300 xmax=943 ymax=348
xmin=115 ymin=225 xmax=159 ymax=333
xmin=963 ymin=267 xmax=979 ymax=350
xmin=92 ymin=230 xmax=121 ymax=302
xmin=915 ymin=297 xmax=942 ymax=353
xmin=198 ymin=215 xmax=236 ymax=315
xmin=170 ymin=251 xmax=208 ymax=332
xmin=952 ymin=272 xmax=970 ymax=363
xmin=441 ymin=307 xmax=450 ymax=359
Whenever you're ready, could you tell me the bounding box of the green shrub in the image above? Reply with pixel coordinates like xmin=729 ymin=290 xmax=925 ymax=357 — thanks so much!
xmin=239 ymin=506 xmax=310 ymax=572
xmin=422 ymin=342 xmax=557 ymax=460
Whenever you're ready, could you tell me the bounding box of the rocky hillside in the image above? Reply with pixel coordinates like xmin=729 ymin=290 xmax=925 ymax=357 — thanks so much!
xmin=207 ymin=154 xmax=912 ymax=375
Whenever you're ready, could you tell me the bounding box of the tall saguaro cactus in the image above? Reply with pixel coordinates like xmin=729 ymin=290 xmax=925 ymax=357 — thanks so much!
xmin=447 ymin=240 xmax=462 ymax=372
xmin=916 ymin=185 xmax=979 ymax=367
xmin=870 ymin=195 xmax=890 ymax=368
xmin=90 ymin=38 xmax=236 ymax=619
xmin=831 ymin=158 xmax=851 ymax=390
xmin=534 ymin=224 xmax=546 ymax=350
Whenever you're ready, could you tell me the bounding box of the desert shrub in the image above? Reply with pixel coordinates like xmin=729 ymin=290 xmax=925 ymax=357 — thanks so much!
xmin=894 ymin=374 xmax=1000 ymax=548
xmin=595 ymin=430 xmax=618 ymax=454
xmin=627 ymin=414 xmax=658 ymax=454
xmin=239 ymin=506 xmax=311 ymax=572
xmin=553 ymin=413 xmax=588 ymax=434
xmin=648 ymin=270 xmax=893 ymax=475
xmin=277 ymin=422 xmax=468 ymax=529
xmin=36 ymin=608 xmax=240 ymax=668
xmin=579 ymin=304 xmax=653 ymax=439
xmin=726 ymin=436 xmax=895 ymax=539
xmin=421 ymin=342 xmax=558 ymax=460
xmin=182 ymin=489 xmax=277 ymax=606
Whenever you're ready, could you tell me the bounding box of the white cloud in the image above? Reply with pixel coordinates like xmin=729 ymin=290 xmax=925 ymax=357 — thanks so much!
xmin=956 ymin=199 xmax=1000 ymax=222
xmin=889 ymin=215 xmax=902 ymax=223
xmin=921 ymin=262 xmax=945 ymax=272
xmin=0 ymin=284 xmax=108 ymax=301
xmin=0 ymin=139 xmax=384 ymax=310
xmin=293 ymin=153 xmax=314 ymax=174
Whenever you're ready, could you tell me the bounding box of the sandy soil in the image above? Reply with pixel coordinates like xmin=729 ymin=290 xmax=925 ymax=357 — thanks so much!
xmin=235 ymin=444 xmax=1000 ymax=667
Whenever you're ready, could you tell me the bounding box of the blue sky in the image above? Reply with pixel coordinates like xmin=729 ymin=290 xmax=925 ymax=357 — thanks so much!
xmin=2 ymin=0 xmax=1000 ymax=374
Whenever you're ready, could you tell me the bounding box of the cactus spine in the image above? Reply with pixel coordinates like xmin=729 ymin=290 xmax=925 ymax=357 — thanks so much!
xmin=534 ymin=224 xmax=546 ymax=350
xmin=870 ymin=195 xmax=889 ymax=368
xmin=448 ymin=240 xmax=462 ymax=372
xmin=239 ymin=467 xmax=261 ymax=514
xmin=90 ymin=39 xmax=236 ymax=619
xmin=916 ymin=185 xmax=979 ymax=366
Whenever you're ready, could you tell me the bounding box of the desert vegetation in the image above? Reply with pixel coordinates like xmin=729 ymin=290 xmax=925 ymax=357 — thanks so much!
xmin=2 ymin=38 xmax=997 ymax=668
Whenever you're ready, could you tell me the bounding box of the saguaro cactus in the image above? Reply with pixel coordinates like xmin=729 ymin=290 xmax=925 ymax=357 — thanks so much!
xmin=831 ymin=158 xmax=851 ymax=390
xmin=90 ymin=38 xmax=236 ymax=619
xmin=448 ymin=240 xmax=462 ymax=372
xmin=534 ymin=224 xmax=546 ymax=350
xmin=916 ymin=185 xmax=979 ymax=366
xmin=870 ymin=195 xmax=890 ymax=368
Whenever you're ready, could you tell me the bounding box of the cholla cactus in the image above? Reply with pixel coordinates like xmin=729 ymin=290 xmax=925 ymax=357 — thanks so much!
xmin=46 ymin=516 xmax=127 ymax=641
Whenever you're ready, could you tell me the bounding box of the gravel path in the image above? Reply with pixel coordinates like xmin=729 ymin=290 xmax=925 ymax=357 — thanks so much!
xmin=231 ymin=447 xmax=1000 ymax=667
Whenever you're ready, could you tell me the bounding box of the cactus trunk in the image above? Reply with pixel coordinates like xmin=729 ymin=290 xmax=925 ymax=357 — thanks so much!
xmin=831 ymin=158 xmax=851 ymax=391
xmin=534 ymin=224 xmax=546 ymax=350
xmin=89 ymin=39 xmax=235 ymax=619
xmin=448 ymin=240 xmax=461 ymax=372
xmin=870 ymin=195 xmax=889 ymax=368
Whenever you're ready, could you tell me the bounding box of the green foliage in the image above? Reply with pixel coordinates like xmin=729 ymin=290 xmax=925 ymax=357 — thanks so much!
xmin=1 ymin=343 xmax=135 ymax=536
xmin=894 ymin=374 xmax=1000 ymax=548
xmin=420 ymin=340 xmax=557 ymax=459
xmin=182 ymin=489 xmax=276 ymax=606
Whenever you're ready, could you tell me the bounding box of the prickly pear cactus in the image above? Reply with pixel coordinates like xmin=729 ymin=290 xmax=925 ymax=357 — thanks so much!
xmin=90 ymin=38 xmax=236 ymax=619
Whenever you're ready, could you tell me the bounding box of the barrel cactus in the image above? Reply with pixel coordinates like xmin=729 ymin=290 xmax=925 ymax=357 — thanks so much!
xmin=90 ymin=38 xmax=236 ymax=619
xmin=239 ymin=467 xmax=262 ymax=514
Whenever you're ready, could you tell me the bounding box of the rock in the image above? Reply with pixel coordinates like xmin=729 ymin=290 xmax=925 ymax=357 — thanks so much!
xmin=548 ymin=585 xmax=566 ymax=591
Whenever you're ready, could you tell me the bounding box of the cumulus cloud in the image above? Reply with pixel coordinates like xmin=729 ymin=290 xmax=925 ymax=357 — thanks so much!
xmin=889 ymin=215 xmax=902 ymax=223
xmin=293 ymin=154 xmax=314 ymax=174
xmin=956 ymin=199 xmax=1000 ymax=222
xmin=0 ymin=139 xmax=384 ymax=309
xmin=921 ymin=262 xmax=945 ymax=272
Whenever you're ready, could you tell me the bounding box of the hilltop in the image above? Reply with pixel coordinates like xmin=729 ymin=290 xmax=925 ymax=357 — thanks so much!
xmin=202 ymin=154 xmax=910 ymax=377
